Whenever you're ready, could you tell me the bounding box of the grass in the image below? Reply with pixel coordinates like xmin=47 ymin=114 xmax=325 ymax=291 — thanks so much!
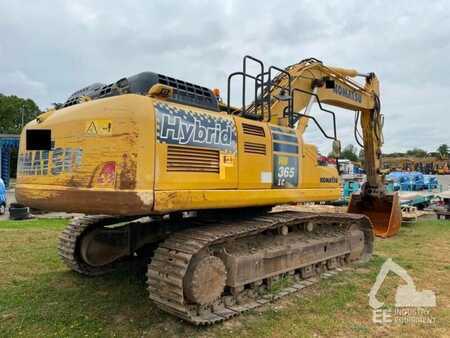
xmin=0 ymin=218 xmax=449 ymax=337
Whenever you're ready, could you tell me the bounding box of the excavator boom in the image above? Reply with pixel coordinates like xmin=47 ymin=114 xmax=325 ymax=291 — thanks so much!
xmin=242 ymin=57 xmax=401 ymax=237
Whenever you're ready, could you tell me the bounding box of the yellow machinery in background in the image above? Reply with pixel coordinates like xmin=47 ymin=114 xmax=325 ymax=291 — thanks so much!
xmin=382 ymin=155 xmax=450 ymax=174
xmin=15 ymin=56 xmax=400 ymax=324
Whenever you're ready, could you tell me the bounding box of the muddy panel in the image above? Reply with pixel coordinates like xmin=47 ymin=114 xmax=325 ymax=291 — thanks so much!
xmin=16 ymin=95 xmax=156 ymax=214
xmin=15 ymin=186 xmax=153 ymax=215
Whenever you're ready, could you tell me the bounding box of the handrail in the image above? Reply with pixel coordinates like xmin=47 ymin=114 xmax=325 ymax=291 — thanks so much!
xmin=243 ymin=55 xmax=264 ymax=118
xmin=267 ymin=65 xmax=292 ymax=124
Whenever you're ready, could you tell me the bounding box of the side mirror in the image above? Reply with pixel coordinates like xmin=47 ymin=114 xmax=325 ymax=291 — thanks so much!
xmin=332 ymin=139 xmax=341 ymax=157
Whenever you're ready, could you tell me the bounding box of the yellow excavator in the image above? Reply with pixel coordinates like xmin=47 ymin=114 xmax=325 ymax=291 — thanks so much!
xmin=15 ymin=56 xmax=400 ymax=324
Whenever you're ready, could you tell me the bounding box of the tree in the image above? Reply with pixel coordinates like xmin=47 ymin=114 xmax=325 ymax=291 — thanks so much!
xmin=383 ymin=152 xmax=406 ymax=158
xmin=358 ymin=148 xmax=365 ymax=166
xmin=358 ymin=149 xmax=365 ymax=161
xmin=437 ymin=144 xmax=449 ymax=158
xmin=0 ymin=94 xmax=40 ymax=134
xmin=405 ymin=148 xmax=427 ymax=158
xmin=340 ymin=144 xmax=359 ymax=162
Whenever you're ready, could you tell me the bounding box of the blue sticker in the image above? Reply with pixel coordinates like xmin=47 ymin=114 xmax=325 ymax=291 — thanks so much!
xmin=155 ymin=102 xmax=237 ymax=153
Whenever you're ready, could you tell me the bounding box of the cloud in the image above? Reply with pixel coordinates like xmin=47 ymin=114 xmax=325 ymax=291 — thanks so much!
xmin=0 ymin=0 xmax=449 ymax=152
xmin=0 ymin=70 xmax=48 ymax=101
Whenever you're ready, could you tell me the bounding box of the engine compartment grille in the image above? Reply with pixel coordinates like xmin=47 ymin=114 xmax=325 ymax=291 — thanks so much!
xmin=244 ymin=142 xmax=266 ymax=155
xmin=167 ymin=145 xmax=220 ymax=173
xmin=242 ymin=123 xmax=265 ymax=137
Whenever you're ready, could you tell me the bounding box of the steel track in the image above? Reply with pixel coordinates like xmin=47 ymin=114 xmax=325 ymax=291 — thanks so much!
xmin=58 ymin=215 xmax=135 ymax=276
xmin=147 ymin=211 xmax=373 ymax=325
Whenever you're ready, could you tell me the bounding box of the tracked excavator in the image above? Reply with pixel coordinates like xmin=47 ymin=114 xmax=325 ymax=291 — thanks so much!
xmin=16 ymin=56 xmax=400 ymax=324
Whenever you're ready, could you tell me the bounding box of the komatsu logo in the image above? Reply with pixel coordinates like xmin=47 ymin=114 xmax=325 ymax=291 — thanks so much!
xmin=18 ymin=147 xmax=83 ymax=176
xmin=155 ymin=102 xmax=236 ymax=152
xmin=333 ymin=83 xmax=362 ymax=103
xmin=320 ymin=177 xmax=338 ymax=183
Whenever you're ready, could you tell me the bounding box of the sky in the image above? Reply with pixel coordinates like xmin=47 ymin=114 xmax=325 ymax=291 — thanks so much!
xmin=0 ymin=0 xmax=449 ymax=153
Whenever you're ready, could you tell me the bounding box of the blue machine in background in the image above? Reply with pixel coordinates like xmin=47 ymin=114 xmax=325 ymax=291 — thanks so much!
xmin=386 ymin=171 xmax=439 ymax=191
xmin=343 ymin=180 xmax=361 ymax=202
xmin=423 ymin=175 xmax=439 ymax=190
xmin=0 ymin=134 xmax=20 ymax=189
xmin=0 ymin=177 xmax=6 ymax=214
xmin=408 ymin=172 xmax=425 ymax=191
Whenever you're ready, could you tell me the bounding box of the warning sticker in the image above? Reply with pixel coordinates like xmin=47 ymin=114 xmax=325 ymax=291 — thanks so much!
xmin=85 ymin=120 xmax=112 ymax=136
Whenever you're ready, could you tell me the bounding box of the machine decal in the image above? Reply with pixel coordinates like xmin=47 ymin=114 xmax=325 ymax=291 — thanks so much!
xmin=95 ymin=161 xmax=116 ymax=186
xmin=260 ymin=171 xmax=272 ymax=184
xmin=18 ymin=148 xmax=83 ymax=176
xmin=155 ymin=102 xmax=236 ymax=152
xmin=273 ymin=155 xmax=298 ymax=188
xmin=270 ymin=126 xmax=299 ymax=188
xmin=85 ymin=119 xmax=112 ymax=136
xmin=333 ymin=83 xmax=362 ymax=103
xmin=320 ymin=177 xmax=339 ymax=183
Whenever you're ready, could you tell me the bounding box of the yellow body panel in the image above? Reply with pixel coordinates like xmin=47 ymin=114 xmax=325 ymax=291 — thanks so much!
xmin=235 ymin=119 xmax=272 ymax=189
xmin=154 ymin=188 xmax=339 ymax=213
xmin=154 ymin=100 xmax=238 ymax=191
xmin=16 ymin=93 xmax=340 ymax=216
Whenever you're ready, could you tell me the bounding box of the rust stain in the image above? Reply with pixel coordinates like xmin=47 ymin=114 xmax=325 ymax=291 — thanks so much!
xmin=67 ymin=175 xmax=83 ymax=188
xmin=110 ymin=132 xmax=132 ymax=138
xmin=119 ymin=153 xmax=137 ymax=190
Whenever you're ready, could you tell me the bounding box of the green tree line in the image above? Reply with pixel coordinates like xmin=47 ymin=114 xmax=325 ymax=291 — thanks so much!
xmin=0 ymin=94 xmax=40 ymax=134
xmin=335 ymin=144 xmax=449 ymax=162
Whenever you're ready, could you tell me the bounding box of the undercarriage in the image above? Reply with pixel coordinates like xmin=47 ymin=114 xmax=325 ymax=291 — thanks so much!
xmin=58 ymin=210 xmax=373 ymax=325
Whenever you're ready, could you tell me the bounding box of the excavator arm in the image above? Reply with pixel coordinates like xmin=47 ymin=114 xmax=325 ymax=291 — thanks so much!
xmin=241 ymin=57 xmax=401 ymax=237
xmin=268 ymin=59 xmax=383 ymax=187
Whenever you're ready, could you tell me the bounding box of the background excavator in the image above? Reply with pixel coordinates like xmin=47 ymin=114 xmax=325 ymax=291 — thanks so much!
xmin=15 ymin=56 xmax=400 ymax=324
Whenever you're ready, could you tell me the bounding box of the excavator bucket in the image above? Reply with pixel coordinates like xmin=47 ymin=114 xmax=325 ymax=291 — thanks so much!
xmin=348 ymin=192 xmax=401 ymax=238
